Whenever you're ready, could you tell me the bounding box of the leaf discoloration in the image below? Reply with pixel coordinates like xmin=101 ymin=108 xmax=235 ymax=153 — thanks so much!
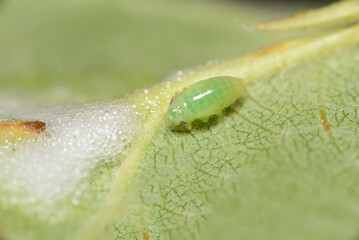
xmin=257 ymin=12 xmax=304 ymax=29
xmin=0 ymin=120 xmax=46 ymax=138
xmin=142 ymin=229 xmax=150 ymax=240
xmin=254 ymin=41 xmax=293 ymax=57
xmin=319 ymin=107 xmax=331 ymax=133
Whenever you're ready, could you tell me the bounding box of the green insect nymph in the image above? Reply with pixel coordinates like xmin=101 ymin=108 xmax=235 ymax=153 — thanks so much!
xmin=167 ymin=76 xmax=246 ymax=125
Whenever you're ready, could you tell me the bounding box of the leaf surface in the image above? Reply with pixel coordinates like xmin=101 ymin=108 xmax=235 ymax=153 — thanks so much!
xmin=1 ymin=1 xmax=359 ymax=240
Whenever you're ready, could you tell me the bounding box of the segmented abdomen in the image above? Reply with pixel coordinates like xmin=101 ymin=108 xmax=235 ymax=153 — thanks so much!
xmin=167 ymin=76 xmax=246 ymax=125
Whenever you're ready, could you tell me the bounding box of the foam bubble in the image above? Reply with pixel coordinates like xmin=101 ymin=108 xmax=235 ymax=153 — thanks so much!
xmin=0 ymin=99 xmax=140 ymax=213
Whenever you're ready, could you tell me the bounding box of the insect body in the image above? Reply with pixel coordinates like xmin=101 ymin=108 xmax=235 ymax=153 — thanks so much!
xmin=167 ymin=76 xmax=246 ymax=125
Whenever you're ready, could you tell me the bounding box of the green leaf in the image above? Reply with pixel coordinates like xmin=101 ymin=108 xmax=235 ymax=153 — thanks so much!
xmin=141 ymin=47 xmax=359 ymax=240
xmin=1 ymin=1 xmax=359 ymax=240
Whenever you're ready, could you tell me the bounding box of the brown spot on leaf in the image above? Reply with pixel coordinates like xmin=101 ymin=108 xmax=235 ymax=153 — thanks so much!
xmin=255 ymin=41 xmax=291 ymax=56
xmin=22 ymin=121 xmax=46 ymax=133
xmin=142 ymin=229 xmax=150 ymax=240
xmin=0 ymin=120 xmax=46 ymax=134
xmin=0 ymin=120 xmax=47 ymax=143
xmin=268 ymin=12 xmax=304 ymax=24
xmin=256 ymin=12 xmax=304 ymax=31
xmin=319 ymin=107 xmax=331 ymax=133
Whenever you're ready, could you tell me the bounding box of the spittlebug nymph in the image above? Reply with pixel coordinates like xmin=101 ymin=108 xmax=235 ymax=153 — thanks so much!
xmin=167 ymin=76 xmax=246 ymax=126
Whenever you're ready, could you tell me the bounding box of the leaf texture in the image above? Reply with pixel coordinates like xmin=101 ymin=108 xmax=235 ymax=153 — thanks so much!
xmin=1 ymin=1 xmax=359 ymax=240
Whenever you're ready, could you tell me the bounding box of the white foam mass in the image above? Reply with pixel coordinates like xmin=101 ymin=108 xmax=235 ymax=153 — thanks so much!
xmin=0 ymin=99 xmax=140 ymax=210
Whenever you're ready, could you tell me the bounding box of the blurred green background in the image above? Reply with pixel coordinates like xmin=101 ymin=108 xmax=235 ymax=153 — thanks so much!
xmin=0 ymin=0 xmax=332 ymax=104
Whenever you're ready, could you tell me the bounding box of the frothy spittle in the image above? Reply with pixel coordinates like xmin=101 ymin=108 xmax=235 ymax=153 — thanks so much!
xmin=0 ymin=99 xmax=140 ymax=217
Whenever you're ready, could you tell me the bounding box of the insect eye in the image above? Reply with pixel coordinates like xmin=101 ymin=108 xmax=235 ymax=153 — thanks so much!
xmin=179 ymin=121 xmax=187 ymax=125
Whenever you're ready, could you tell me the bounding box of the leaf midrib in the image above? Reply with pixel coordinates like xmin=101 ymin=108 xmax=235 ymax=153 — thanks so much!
xmin=73 ymin=23 xmax=359 ymax=240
